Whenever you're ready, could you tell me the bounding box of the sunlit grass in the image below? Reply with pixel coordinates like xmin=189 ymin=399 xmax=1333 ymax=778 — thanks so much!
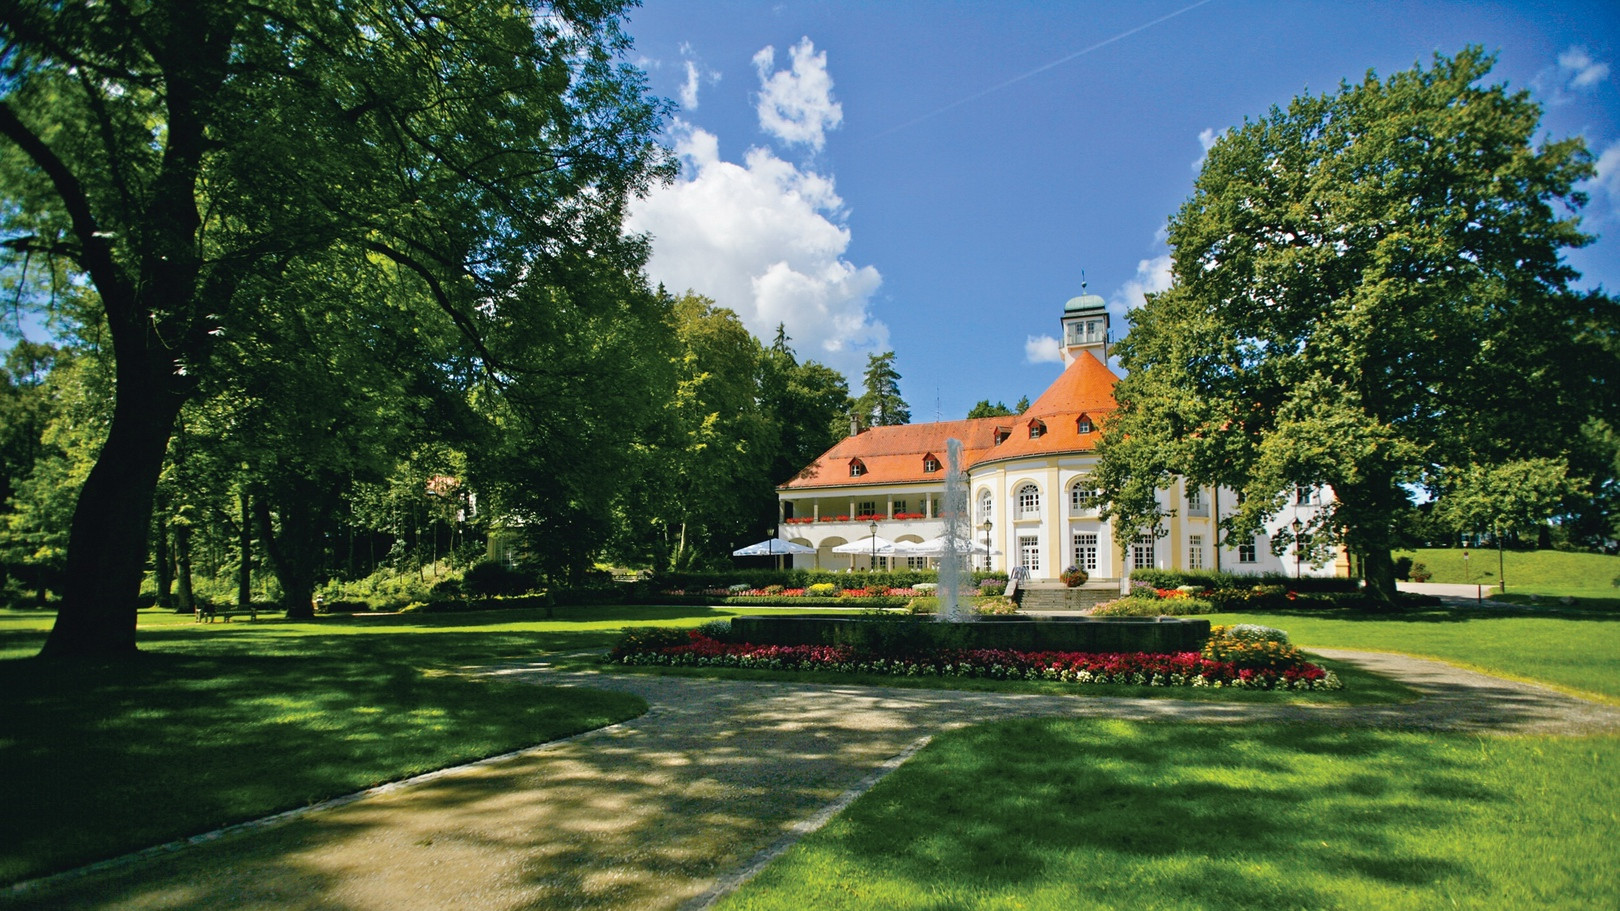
xmin=1207 ymin=608 xmax=1620 ymax=703
xmin=720 ymin=718 xmax=1620 ymax=911
xmin=1396 ymin=547 xmax=1620 ymax=600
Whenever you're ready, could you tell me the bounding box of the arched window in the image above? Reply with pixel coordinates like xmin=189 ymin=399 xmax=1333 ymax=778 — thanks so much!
xmin=977 ymin=489 xmax=993 ymax=524
xmin=1016 ymin=483 xmax=1041 ymax=519
xmin=1069 ymin=479 xmax=1098 ymax=513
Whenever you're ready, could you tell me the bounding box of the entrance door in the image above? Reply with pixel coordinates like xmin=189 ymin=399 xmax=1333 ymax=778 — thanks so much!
xmin=1018 ymin=535 xmax=1040 ymax=575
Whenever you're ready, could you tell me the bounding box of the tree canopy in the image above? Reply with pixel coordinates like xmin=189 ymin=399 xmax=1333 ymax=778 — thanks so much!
xmin=854 ymin=350 xmax=910 ymax=427
xmin=1095 ymin=48 xmax=1617 ymax=602
xmin=0 ymin=0 xmax=672 ymax=655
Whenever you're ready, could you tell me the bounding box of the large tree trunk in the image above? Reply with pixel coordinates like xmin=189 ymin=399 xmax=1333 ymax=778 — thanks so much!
xmin=41 ymin=381 xmax=184 ymax=657
xmin=255 ymin=492 xmax=324 ymax=620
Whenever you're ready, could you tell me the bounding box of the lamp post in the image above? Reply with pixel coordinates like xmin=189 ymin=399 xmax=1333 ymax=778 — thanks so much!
xmin=981 ymin=519 xmax=993 ymax=572
xmin=869 ymin=520 xmax=878 ymax=572
xmin=1291 ymin=518 xmax=1303 ymax=579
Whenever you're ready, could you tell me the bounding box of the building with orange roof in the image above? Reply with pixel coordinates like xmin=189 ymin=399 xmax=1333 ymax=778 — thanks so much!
xmin=776 ymin=294 xmax=1341 ymax=583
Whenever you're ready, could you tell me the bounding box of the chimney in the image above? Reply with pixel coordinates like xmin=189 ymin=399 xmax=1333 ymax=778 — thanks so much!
xmin=849 ymin=412 xmax=863 ymax=436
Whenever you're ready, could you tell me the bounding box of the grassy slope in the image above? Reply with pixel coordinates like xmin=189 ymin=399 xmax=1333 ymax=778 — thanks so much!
xmin=1396 ymin=547 xmax=1620 ymax=599
xmin=720 ymin=718 xmax=1619 ymax=911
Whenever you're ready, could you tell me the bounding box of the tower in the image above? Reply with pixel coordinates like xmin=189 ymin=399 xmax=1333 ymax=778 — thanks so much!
xmin=1059 ymin=292 xmax=1109 ymax=365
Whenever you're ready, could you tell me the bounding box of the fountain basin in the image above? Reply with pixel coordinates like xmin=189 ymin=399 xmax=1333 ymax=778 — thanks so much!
xmin=729 ymin=614 xmax=1210 ymax=654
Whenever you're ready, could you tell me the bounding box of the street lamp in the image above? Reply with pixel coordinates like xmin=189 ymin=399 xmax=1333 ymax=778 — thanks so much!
xmin=1291 ymin=517 xmax=1303 ymax=579
xmin=869 ymin=519 xmax=879 ymax=572
xmin=981 ymin=519 xmax=993 ymax=572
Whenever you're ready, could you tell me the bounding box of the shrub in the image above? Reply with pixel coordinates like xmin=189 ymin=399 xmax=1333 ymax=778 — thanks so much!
xmin=974 ymin=596 xmax=1019 ymax=615
xmin=915 ymin=582 xmax=938 ymax=593
xmin=1410 ymin=562 xmax=1432 ymax=582
xmin=1223 ymin=623 xmax=1289 ymax=644
xmin=763 ymin=584 xmax=786 ymax=596
xmin=1202 ymin=625 xmax=1306 ymax=670
xmin=806 ymin=583 xmax=837 ymax=596
xmin=697 ymin=619 xmax=733 ymax=642
xmin=610 ymin=626 xmax=692 ymax=660
xmin=1091 ymin=596 xmax=1210 ymax=617
xmin=905 ymin=596 xmax=938 ymax=614
xmin=462 ymin=560 xmax=535 ymax=597
xmin=978 ymin=578 xmax=1004 ymax=595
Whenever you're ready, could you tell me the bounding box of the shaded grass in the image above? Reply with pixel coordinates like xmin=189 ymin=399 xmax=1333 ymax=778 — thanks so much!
xmin=721 ymin=718 xmax=1620 ymax=911
xmin=0 ymin=605 xmax=784 ymax=884
xmin=1208 ymin=607 xmax=1620 ymax=703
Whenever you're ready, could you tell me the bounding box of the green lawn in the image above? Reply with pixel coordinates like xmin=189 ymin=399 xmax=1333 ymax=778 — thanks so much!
xmin=720 ymin=718 xmax=1620 ymax=911
xmin=0 ymin=604 xmax=766 ymax=885
xmin=1397 ymin=547 xmax=1620 ymax=604
xmin=1208 ymin=607 xmax=1620 ymax=703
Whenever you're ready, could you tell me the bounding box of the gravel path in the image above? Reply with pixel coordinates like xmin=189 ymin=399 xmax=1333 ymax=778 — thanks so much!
xmin=7 ymin=651 xmax=1619 ymax=911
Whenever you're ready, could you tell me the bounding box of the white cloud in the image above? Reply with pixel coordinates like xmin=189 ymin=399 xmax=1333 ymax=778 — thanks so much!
xmin=1592 ymin=140 xmax=1620 ymax=198
xmin=1559 ymin=46 xmax=1611 ymax=90
xmin=1110 ymin=255 xmax=1174 ymax=316
xmin=1024 ymin=335 xmax=1063 ymax=364
xmin=625 ymin=122 xmax=886 ymax=377
xmin=1194 ymin=127 xmax=1219 ymax=171
xmin=753 ymin=37 xmax=843 ymax=150
xmin=676 ymin=43 xmax=719 ymax=111
xmin=679 ymin=60 xmax=701 ymax=109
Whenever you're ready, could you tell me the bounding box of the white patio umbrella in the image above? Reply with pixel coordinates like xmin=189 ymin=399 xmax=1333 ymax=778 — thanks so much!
xmin=831 ymin=534 xmax=896 ymax=569
xmin=892 ymin=535 xmax=1001 ymax=557
xmin=731 ymin=537 xmax=817 ymax=557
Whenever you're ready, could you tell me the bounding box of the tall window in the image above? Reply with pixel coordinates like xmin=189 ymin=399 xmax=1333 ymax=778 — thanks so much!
xmin=892 ymin=500 xmax=908 ymax=516
xmin=1132 ymin=535 xmax=1155 ymax=570
xmin=1072 ymin=532 xmax=1098 ymax=572
xmin=1238 ymin=537 xmax=1258 ymax=563
xmin=1296 ymin=486 xmax=1316 ymax=505
xmin=1016 ymin=483 xmax=1041 ymax=518
xmin=1018 ymin=535 xmax=1041 ymax=573
xmin=1188 ymin=534 xmax=1204 ymax=570
xmin=1187 ymin=487 xmax=1207 ymax=517
xmin=1070 ymin=482 xmax=1098 ymax=513
xmin=977 ymin=489 xmax=993 ymax=524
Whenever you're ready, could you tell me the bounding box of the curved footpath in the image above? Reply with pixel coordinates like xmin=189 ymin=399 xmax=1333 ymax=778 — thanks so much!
xmin=7 ymin=651 xmax=1619 ymax=911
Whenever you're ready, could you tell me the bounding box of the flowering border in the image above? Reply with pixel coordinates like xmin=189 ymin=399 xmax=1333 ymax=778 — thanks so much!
xmin=611 ymin=633 xmax=1342 ymax=691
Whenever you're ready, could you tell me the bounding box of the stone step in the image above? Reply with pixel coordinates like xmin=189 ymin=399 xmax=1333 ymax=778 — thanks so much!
xmin=1015 ymin=584 xmax=1117 ymax=612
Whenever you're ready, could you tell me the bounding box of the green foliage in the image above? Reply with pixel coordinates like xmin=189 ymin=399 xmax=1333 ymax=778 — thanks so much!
xmin=1092 ymin=596 xmax=1211 ymax=617
xmin=610 ymin=625 xmax=693 ymax=660
xmin=1127 ymin=568 xmax=1357 ymax=594
xmin=966 ymin=399 xmax=1016 ymax=419
xmin=1096 ymin=48 xmax=1613 ymax=605
xmin=853 ymin=350 xmax=910 ymax=427
xmin=1202 ymin=625 xmax=1307 ymax=670
xmin=462 ymin=560 xmax=538 ymax=598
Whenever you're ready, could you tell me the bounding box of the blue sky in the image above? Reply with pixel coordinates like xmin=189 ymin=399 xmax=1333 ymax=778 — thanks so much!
xmin=620 ymin=0 xmax=1620 ymax=421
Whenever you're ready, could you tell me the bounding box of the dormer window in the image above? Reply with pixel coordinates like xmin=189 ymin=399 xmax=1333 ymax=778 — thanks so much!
xmin=1076 ymin=414 xmax=1094 ymax=434
xmin=849 ymin=459 xmax=866 ymax=477
xmin=993 ymin=427 xmax=1010 ymax=445
xmin=1028 ymin=420 xmax=1046 ymax=439
xmin=922 ymin=454 xmax=941 ymax=473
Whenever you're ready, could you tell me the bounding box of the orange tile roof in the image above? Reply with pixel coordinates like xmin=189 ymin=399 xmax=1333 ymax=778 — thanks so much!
xmin=779 ymin=350 xmax=1120 ymax=490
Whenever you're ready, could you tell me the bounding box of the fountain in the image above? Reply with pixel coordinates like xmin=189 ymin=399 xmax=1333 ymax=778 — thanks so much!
xmin=937 ymin=437 xmax=970 ymax=623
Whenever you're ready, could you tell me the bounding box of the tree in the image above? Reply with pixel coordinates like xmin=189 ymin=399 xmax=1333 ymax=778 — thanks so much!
xmin=966 ymin=400 xmax=1015 ymax=419
xmin=854 ymin=350 xmax=910 ymax=427
xmin=1095 ymin=49 xmax=1614 ymax=604
xmin=1 ymin=1 xmax=671 ymax=655
xmin=1433 ymin=459 xmax=1583 ymax=591
xmin=760 ymin=331 xmax=852 ymax=485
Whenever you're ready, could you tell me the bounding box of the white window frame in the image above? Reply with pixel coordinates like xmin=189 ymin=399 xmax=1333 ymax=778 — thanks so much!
xmin=1238 ymin=537 xmax=1258 ymax=564
xmin=1132 ymin=535 xmax=1155 ymax=570
xmin=1016 ymin=483 xmax=1041 ymax=519
xmin=1018 ymin=535 xmax=1041 ymax=573
xmin=977 ymin=489 xmax=993 ymax=524
xmin=1072 ymin=532 xmax=1098 ymax=573
xmin=1188 ymin=534 xmax=1204 ymax=570
xmin=1069 ymin=482 xmax=1098 ymax=514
